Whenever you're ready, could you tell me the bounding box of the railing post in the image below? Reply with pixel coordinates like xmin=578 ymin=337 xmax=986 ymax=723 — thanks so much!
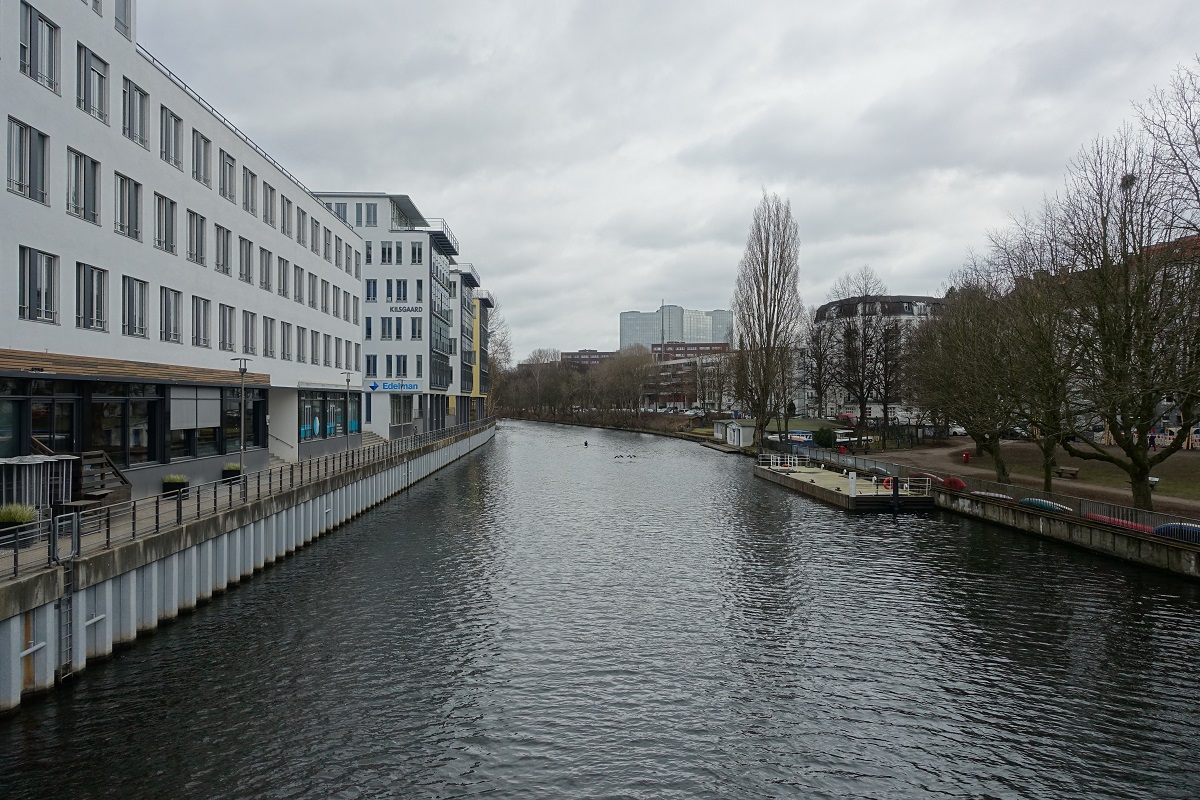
xmin=176 ymin=491 xmax=183 ymax=526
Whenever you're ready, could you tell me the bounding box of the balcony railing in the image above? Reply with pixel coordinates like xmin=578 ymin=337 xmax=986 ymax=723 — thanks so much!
xmin=422 ymin=218 xmax=459 ymax=256
xmin=454 ymin=262 xmax=481 ymax=288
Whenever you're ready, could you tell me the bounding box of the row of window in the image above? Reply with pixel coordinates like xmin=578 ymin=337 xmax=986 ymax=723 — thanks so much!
xmin=17 ymin=245 xmax=360 ymax=370
xmin=13 ymin=2 xmax=361 ymax=275
xmin=364 ymin=316 xmax=423 ymax=341
xmin=364 ymin=279 xmax=424 ymax=303
xmin=364 ymin=240 xmax=423 ymax=266
xmin=325 ymin=201 xmax=379 ymax=228
xmin=363 ymin=354 xmax=422 ymax=380
xmin=19 ymin=1 xmax=132 ymax=101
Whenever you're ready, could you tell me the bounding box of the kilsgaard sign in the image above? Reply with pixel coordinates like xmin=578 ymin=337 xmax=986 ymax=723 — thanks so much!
xmin=370 ymin=381 xmax=421 ymax=392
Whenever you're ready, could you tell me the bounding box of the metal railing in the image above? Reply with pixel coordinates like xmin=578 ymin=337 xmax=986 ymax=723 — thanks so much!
xmin=3 ymin=419 xmax=494 ymax=580
xmin=766 ymin=442 xmax=1200 ymax=546
xmin=757 ymin=450 xmax=931 ymax=496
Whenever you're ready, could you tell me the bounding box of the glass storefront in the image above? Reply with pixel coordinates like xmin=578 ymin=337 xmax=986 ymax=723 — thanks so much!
xmin=299 ymin=390 xmax=361 ymax=440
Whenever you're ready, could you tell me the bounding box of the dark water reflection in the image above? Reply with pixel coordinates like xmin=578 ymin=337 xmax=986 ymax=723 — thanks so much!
xmin=3 ymin=420 xmax=1199 ymax=799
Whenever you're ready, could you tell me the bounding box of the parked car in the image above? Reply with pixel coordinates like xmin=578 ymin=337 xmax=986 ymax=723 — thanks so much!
xmin=948 ymin=424 xmax=967 ymax=436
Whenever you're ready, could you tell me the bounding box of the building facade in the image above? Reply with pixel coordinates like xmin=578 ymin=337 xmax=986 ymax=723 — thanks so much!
xmin=2 ymin=0 xmax=363 ymax=495
xmin=314 ymin=192 xmax=491 ymax=438
xmin=619 ymin=305 xmax=731 ymax=350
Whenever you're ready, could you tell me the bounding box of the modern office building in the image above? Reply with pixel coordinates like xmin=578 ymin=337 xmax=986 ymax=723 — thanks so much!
xmin=1 ymin=0 xmax=364 ymax=495
xmin=619 ymin=305 xmax=732 ymax=351
xmin=314 ymin=192 xmax=491 ymax=437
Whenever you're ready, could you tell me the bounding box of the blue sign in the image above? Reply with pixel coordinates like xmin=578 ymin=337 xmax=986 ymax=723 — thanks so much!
xmin=369 ymin=381 xmax=379 ymax=391
xmin=380 ymin=381 xmax=420 ymax=391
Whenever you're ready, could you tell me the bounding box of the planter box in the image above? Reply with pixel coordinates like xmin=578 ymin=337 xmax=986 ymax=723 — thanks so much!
xmin=221 ymin=469 xmax=242 ymax=481
xmin=163 ymin=481 xmax=190 ymax=498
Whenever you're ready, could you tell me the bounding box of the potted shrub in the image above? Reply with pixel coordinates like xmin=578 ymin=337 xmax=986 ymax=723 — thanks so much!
xmin=0 ymin=503 xmax=38 ymax=531
xmin=162 ymin=473 xmax=190 ymax=498
xmin=222 ymin=462 xmax=243 ymax=481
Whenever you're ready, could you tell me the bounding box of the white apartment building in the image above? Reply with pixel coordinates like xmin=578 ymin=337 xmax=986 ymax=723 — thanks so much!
xmin=2 ymin=0 xmax=363 ymax=495
xmin=314 ymin=192 xmax=490 ymax=438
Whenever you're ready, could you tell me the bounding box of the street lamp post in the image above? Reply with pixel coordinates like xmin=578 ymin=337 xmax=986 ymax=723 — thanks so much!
xmin=231 ymin=357 xmax=251 ymax=473
xmin=341 ymin=371 xmax=353 ymax=454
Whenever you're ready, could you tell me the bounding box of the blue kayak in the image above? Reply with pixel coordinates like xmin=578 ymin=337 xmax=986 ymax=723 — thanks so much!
xmin=1152 ymin=522 xmax=1200 ymax=539
xmin=1018 ymin=497 xmax=1074 ymax=514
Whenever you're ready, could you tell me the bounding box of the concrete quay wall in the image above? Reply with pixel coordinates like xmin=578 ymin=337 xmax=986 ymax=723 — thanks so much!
xmin=0 ymin=425 xmax=494 ymax=713
xmin=935 ymin=492 xmax=1200 ymax=580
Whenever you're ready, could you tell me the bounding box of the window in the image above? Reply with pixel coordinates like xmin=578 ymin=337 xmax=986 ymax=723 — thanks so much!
xmin=352 ymin=296 xmax=359 ymax=324
xmin=7 ymin=118 xmax=48 ymax=204
xmin=335 ymin=337 xmax=342 ymax=369
xmin=121 ymin=276 xmax=148 ymax=337
xmin=154 ymin=193 xmax=177 ymax=253
xmin=366 ymin=241 xmax=372 ymax=265
xmin=394 ymin=316 xmax=403 ymax=339
xmin=323 ymin=334 xmax=332 ymax=366
xmin=159 ymin=106 xmax=182 ymax=168
xmin=218 ymin=304 xmax=235 ymax=351
xmin=20 ymin=3 xmax=60 ymax=92
xmin=296 ymin=326 xmax=307 ymax=362
xmin=160 ymin=287 xmax=181 ymax=342
xmin=191 ymin=130 xmax=211 ymax=185
xmin=121 ymin=78 xmax=148 ymax=148
xmin=364 ymin=317 xmax=372 ymax=340
xmin=416 ymin=279 xmax=423 ymax=303
xmin=344 ymin=291 xmax=351 ymax=321
xmin=259 ymin=248 xmax=272 ymax=291
xmin=215 ymin=225 xmax=231 ymax=275
xmin=294 ymin=265 xmax=304 ymax=304
xmin=365 ymin=279 xmax=377 ymax=302
xmin=385 ymin=354 xmax=392 ymax=378
xmin=398 ymin=355 xmax=408 ymax=378
xmin=242 ymin=311 xmax=257 ymax=354
xmin=262 ymin=182 xmax=275 ymax=226
xmin=380 ymin=241 xmax=392 ymax=265
xmin=311 ymin=218 xmax=320 ymax=254
xmin=416 ymin=354 xmax=422 ymax=378
xmin=355 ymin=203 xmax=363 ymax=227
xmin=280 ymin=195 xmax=292 ymax=236
xmin=114 ymin=0 xmax=131 ymax=38
xmin=76 ymin=46 xmax=108 ymax=123
xmin=280 ymin=322 xmax=292 ymax=360
xmin=397 ymin=279 xmax=407 ymax=302
xmin=335 ymin=236 xmax=343 ymax=267
xmin=297 ymin=208 xmax=308 ymax=246
xmin=277 ymin=257 xmax=289 ymax=298
xmin=19 ymin=247 xmax=58 ymax=323
xmin=66 ymin=149 xmax=100 ymax=223
xmin=334 ymin=202 xmax=347 ymax=222
xmin=238 ymin=237 xmax=253 ymax=283
xmin=333 ymin=286 xmax=342 ymax=319
xmin=385 ymin=280 xmax=393 ymax=303
xmin=365 ymin=354 xmax=377 ymax=377
xmin=354 ymin=343 xmax=360 ymax=371
xmin=411 ymin=317 xmax=423 ymax=340
xmin=263 ymin=317 xmax=275 ymax=358
xmin=310 ymin=330 xmax=320 ymax=365
xmin=412 ymin=242 xmax=423 ymax=264
xmin=380 ymin=317 xmax=392 ymax=340
xmin=242 ymin=168 xmax=256 ymax=214
xmin=323 ymin=228 xmax=332 ymax=261
xmin=346 ymin=243 xmax=353 ymax=274
xmin=354 ymin=250 xmax=361 ymax=279
xmin=114 ymin=173 xmax=141 ymax=239
xmin=219 ymin=150 xmax=235 ymax=201
xmin=187 ymin=211 xmax=206 ymax=264
xmin=321 ymin=280 xmax=330 ymax=313
xmin=366 ymin=203 xmax=378 ymax=227
xmin=192 ymin=296 xmax=210 ymax=347
xmin=76 ymin=262 xmax=107 ymax=331
xmin=308 ymin=274 xmax=318 ymax=309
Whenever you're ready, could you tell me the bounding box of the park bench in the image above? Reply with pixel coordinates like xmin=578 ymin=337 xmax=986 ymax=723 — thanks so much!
xmin=1054 ymin=466 xmax=1080 ymax=479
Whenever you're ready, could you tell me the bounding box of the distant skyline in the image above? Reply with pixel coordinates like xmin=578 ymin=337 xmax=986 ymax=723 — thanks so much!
xmin=138 ymin=0 xmax=1200 ymax=358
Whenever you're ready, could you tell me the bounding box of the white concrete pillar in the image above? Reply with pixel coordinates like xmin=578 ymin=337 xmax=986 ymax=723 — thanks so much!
xmin=138 ymin=563 xmax=159 ymax=632
xmin=253 ymin=520 xmax=265 ymax=571
xmin=31 ymin=603 xmax=57 ymax=693
xmin=241 ymin=525 xmax=254 ymax=578
xmin=161 ymin=553 xmax=179 ymax=620
xmin=227 ymin=528 xmax=241 ymax=585
xmin=198 ymin=540 xmax=213 ymax=602
xmin=70 ymin=583 xmax=88 ymax=672
xmin=212 ymin=534 xmax=228 ymax=593
xmin=181 ymin=546 xmax=198 ymax=611
xmin=85 ymin=579 xmax=114 ymax=661
xmin=114 ymin=570 xmax=137 ymax=644
xmin=0 ymin=614 xmax=23 ymax=712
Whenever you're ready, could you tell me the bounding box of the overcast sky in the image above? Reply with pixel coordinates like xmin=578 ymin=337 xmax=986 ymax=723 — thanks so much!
xmin=139 ymin=0 xmax=1199 ymax=359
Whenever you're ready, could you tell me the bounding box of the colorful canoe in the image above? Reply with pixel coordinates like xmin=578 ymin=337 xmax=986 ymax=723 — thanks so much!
xmin=1082 ymin=513 xmax=1155 ymax=534
xmin=1017 ymin=497 xmax=1074 ymax=514
xmin=1152 ymin=522 xmax=1200 ymax=539
xmin=971 ymin=490 xmax=1014 ymax=502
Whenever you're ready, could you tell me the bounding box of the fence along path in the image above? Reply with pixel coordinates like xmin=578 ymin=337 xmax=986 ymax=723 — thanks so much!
xmin=3 ymin=420 xmax=494 ymax=580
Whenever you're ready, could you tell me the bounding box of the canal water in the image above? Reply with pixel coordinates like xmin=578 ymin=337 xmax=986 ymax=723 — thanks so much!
xmin=3 ymin=420 xmax=1199 ymax=799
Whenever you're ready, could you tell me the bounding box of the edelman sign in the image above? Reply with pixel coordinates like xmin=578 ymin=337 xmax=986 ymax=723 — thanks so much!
xmin=370 ymin=381 xmax=420 ymax=392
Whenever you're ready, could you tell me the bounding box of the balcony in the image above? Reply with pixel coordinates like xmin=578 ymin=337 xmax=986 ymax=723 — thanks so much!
xmin=422 ymin=218 xmax=459 ymax=256
xmin=472 ymin=289 xmax=495 ymax=308
xmin=454 ymin=262 xmax=481 ymax=288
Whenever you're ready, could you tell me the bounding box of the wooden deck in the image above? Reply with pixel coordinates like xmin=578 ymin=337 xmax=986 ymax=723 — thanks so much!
xmin=754 ymin=464 xmax=936 ymax=513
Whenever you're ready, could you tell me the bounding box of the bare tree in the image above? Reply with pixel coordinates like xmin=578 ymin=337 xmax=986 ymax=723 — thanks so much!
xmin=730 ymin=191 xmax=804 ymax=451
xmin=1056 ymin=128 xmax=1200 ymax=509
xmin=874 ymin=315 xmax=907 ymax=449
xmin=829 ymin=265 xmax=887 ymax=445
xmin=802 ymin=308 xmax=837 ymax=418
